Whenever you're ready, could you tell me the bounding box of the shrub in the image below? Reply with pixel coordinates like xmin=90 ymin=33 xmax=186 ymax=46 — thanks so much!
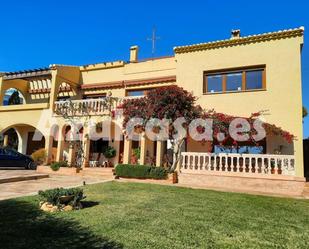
xmin=150 ymin=167 xmax=168 ymax=179
xmin=31 ymin=148 xmax=47 ymax=164
xmin=50 ymin=161 xmax=68 ymax=171
xmin=104 ymin=146 xmax=116 ymax=159
xmin=115 ymin=164 xmax=167 ymax=179
xmin=38 ymin=187 xmax=85 ymax=207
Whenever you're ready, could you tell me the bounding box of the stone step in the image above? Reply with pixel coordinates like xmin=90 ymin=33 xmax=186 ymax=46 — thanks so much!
xmin=0 ymin=173 xmax=49 ymax=184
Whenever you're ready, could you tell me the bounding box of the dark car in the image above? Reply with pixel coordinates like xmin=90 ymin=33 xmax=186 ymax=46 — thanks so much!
xmin=0 ymin=148 xmax=36 ymax=169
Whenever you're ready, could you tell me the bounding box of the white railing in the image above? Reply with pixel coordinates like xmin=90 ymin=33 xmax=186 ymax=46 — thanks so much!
xmin=54 ymin=98 xmax=118 ymax=116
xmin=180 ymin=152 xmax=295 ymax=176
xmin=54 ymin=96 xmax=143 ymax=116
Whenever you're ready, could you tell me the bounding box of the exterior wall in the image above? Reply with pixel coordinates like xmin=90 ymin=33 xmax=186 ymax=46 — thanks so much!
xmin=187 ymin=137 xmax=212 ymax=153
xmin=0 ymin=30 xmax=304 ymax=177
xmin=178 ymin=172 xmax=306 ymax=197
xmin=81 ymin=57 xmax=176 ymax=86
xmin=81 ymin=57 xmax=176 ymax=98
xmin=175 ymin=37 xmax=304 ymax=177
xmin=0 ymin=108 xmax=48 ymax=134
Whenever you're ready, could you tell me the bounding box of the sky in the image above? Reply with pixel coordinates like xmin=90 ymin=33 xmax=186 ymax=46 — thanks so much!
xmin=0 ymin=0 xmax=308 ymax=137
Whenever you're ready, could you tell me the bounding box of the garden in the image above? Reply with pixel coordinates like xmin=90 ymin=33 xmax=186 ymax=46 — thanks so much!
xmin=0 ymin=181 xmax=308 ymax=249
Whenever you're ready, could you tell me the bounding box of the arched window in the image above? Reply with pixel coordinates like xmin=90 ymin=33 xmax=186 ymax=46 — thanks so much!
xmin=3 ymin=88 xmax=25 ymax=106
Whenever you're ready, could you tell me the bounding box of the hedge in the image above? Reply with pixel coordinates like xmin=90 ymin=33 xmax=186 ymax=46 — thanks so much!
xmin=115 ymin=164 xmax=168 ymax=179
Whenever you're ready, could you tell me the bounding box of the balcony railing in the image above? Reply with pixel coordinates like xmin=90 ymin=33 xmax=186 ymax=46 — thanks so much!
xmin=180 ymin=152 xmax=295 ymax=176
xmin=54 ymin=96 xmax=142 ymax=116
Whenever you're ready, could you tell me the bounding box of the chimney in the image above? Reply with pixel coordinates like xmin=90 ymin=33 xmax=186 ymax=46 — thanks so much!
xmin=231 ymin=29 xmax=241 ymax=39
xmin=130 ymin=45 xmax=139 ymax=63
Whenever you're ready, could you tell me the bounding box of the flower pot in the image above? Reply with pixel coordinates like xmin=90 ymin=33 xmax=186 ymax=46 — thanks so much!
xmin=172 ymin=172 xmax=178 ymax=184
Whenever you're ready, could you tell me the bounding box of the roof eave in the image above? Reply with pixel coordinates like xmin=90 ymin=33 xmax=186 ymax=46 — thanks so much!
xmin=174 ymin=27 xmax=305 ymax=54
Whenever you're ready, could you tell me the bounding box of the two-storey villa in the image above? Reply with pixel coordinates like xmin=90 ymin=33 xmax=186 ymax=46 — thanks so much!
xmin=0 ymin=27 xmax=305 ymax=195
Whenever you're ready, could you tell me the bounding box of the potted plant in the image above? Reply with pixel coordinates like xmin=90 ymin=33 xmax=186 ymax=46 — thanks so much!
xmin=103 ymin=146 xmax=117 ymax=167
xmin=168 ymin=169 xmax=178 ymax=184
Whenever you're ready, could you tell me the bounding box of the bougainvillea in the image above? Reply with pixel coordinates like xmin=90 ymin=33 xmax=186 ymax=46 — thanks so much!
xmin=119 ymin=85 xmax=295 ymax=169
xmin=202 ymin=110 xmax=295 ymax=145
xmin=120 ymin=85 xmax=202 ymax=170
xmin=120 ymin=85 xmax=202 ymax=133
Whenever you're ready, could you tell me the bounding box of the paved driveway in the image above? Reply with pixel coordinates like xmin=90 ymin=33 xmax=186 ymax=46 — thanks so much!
xmin=0 ymin=169 xmax=36 ymax=178
xmin=0 ymin=173 xmax=111 ymax=201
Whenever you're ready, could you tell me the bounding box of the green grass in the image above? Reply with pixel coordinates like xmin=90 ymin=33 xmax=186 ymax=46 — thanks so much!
xmin=0 ymin=181 xmax=309 ymax=249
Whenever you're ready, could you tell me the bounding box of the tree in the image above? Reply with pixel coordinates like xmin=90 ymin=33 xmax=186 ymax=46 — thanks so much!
xmin=8 ymin=90 xmax=21 ymax=105
xmin=121 ymin=86 xmax=295 ymax=171
xmin=303 ymin=106 xmax=308 ymax=119
xmin=120 ymin=85 xmax=202 ymax=170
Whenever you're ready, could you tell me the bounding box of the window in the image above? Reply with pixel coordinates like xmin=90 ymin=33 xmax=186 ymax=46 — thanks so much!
xmin=246 ymin=70 xmax=263 ymax=90
xmin=206 ymin=75 xmax=223 ymax=93
xmin=4 ymin=149 xmax=19 ymax=157
xmin=226 ymin=72 xmax=242 ymax=91
xmin=127 ymin=90 xmax=145 ymax=97
xmin=214 ymin=145 xmax=264 ymax=154
xmin=203 ymin=66 xmax=265 ymax=94
xmin=126 ymin=88 xmax=155 ymax=97
xmin=83 ymin=94 xmax=106 ymax=99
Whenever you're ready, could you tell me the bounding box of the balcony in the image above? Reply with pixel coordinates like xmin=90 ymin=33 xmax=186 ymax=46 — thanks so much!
xmin=53 ymin=96 xmax=144 ymax=116
xmin=0 ymin=103 xmax=49 ymax=112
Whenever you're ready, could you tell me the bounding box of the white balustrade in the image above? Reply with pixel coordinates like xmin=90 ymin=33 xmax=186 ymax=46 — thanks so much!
xmin=54 ymin=96 xmax=144 ymax=116
xmin=180 ymin=152 xmax=295 ymax=176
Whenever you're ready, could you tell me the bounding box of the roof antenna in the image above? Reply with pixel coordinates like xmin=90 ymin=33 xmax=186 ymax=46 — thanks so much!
xmin=147 ymin=27 xmax=160 ymax=57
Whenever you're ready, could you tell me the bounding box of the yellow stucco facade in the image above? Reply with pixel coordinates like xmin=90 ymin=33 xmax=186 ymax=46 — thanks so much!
xmin=0 ymin=27 xmax=305 ymax=177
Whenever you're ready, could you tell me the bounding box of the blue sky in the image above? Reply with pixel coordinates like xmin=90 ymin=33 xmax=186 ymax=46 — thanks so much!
xmin=0 ymin=0 xmax=308 ymax=137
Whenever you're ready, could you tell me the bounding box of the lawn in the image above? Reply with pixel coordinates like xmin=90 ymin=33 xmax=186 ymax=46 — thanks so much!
xmin=0 ymin=182 xmax=309 ymax=249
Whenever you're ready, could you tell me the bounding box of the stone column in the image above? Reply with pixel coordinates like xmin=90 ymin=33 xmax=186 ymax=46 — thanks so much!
xmin=16 ymin=128 xmax=28 ymax=154
xmin=123 ymin=138 xmax=132 ymax=164
xmin=45 ymin=135 xmax=54 ymax=165
xmin=67 ymin=143 xmax=75 ymax=166
xmin=139 ymin=133 xmax=147 ymax=165
xmin=49 ymin=70 xmax=60 ymax=111
xmin=82 ymin=134 xmax=90 ymax=168
xmin=56 ymin=126 xmax=65 ymax=162
xmin=111 ymin=139 xmax=120 ymax=166
xmin=156 ymin=141 xmax=165 ymax=167
xmin=3 ymin=135 xmax=8 ymax=147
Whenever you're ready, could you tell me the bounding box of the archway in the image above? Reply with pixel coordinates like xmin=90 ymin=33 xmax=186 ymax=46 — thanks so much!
xmin=2 ymin=128 xmax=19 ymax=150
xmin=2 ymin=88 xmax=26 ymax=106
xmin=0 ymin=124 xmax=45 ymax=155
